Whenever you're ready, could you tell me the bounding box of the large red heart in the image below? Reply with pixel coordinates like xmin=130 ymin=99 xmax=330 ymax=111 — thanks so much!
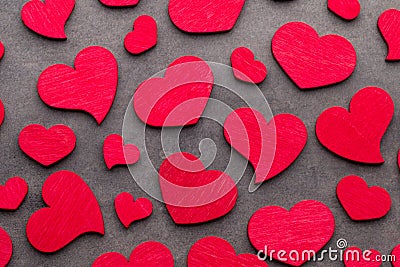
xmin=92 ymin=241 xmax=174 ymax=267
xmin=133 ymin=56 xmax=213 ymax=127
xmin=247 ymin=200 xmax=335 ymax=266
xmin=37 ymin=46 xmax=118 ymax=125
xmin=231 ymin=47 xmax=267 ymax=84
xmin=328 ymin=0 xmax=360 ymax=21
xmin=316 ymin=87 xmax=394 ymax=164
xmin=168 ymin=0 xmax=245 ymax=33
xmin=26 ymin=170 xmax=104 ymax=253
xmin=0 ymin=177 xmax=28 ymax=211
xmin=99 ymin=0 xmax=140 ymax=7
xmin=378 ymin=9 xmax=400 ymax=61
xmin=159 ymin=152 xmax=238 ymax=224
xmin=18 ymin=124 xmax=76 ymax=167
xmin=124 ymin=15 xmax=157 ymax=55
xmin=224 ymin=108 xmax=307 ymax=184
xmin=0 ymin=227 xmax=12 ymax=267
xmin=114 ymin=192 xmax=152 ymax=228
xmin=103 ymin=134 xmax=140 ymax=169
xmin=21 ymin=0 xmax=75 ymax=39
xmin=188 ymin=236 xmax=268 ymax=267
xmin=0 ymin=99 xmax=4 ymax=127
xmin=391 ymin=245 xmax=400 ymax=267
xmin=344 ymin=247 xmax=382 ymax=267
xmin=272 ymin=21 xmax=356 ymax=89
xmin=337 ymin=175 xmax=391 ymax=221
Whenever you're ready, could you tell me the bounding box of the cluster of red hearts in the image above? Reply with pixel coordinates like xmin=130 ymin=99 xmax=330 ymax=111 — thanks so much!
xmin=0 ymin=0 xmax=398 ymax=266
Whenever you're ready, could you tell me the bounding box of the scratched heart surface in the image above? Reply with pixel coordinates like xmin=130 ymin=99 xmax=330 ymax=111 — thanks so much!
xmin=2 ymin=0 xmax=400 ymax=266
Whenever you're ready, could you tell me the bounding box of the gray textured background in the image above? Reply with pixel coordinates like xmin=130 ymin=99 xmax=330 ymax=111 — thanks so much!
xmin=0 ymin=0 xmax=400 ymax=266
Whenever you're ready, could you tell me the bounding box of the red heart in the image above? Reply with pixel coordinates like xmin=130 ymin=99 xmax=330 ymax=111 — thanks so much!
xmin=103 ymin=134 xmax=140 ymax=169
xmin=316 ymin=87 xmax=394 ymax=164
xmin=248 ymin=200 xmax=335 ymax=266
xmin=378 ymin=9 xmax=400 ymax=61
xmin=224 ymin=108 xmax=307 ymax=184
xmin=159 ymin=152 xmax=238 ymax=224
xmin=99 ymin=0 xmax=140 ymax=7
xmin=124 ymin=15 xmax=157 ymax=55
xmin=26 ymin=170 xmax=104 ymax=253
xmin=114 ymin=192 xmax=152 ymax=228
xmin=0 ymin=177 xmax=28 ymax=211
xmin=0 ymin=41 xmax=4 ymax=60
xmin=18 ymin=124 xmax=76 ymax=167
xmin=328 ymin=0 xmax=360 ymax=21
xmin=188 ymin=236 xmax=268 ymax=267
xmin=344 ymin=247 xmax=382 ymax=267
xmin=336 ymin=175 xmax=391 ymax=221
xmin=168 ymin=0 xmax=245 ymax=33
xmin=92 ymin=241 xmax=174 ymax=267
xmin=231 ymin=47 xmax=267 ymax=84
xmin=38 ymin=46 xmax=118 ymax=125
xmin=0 ymin=99 xmax=4 ymax=127
xmin=21 ymin=0 xmax=75 ymax=39
xmin=272 ymin=21 xmax=356 ymax=89
xmin=133 ymin=56 xmax=213 ymax=127
xmin=0 ymin=227 xmax=12 ymax=267
xmin=391 ymin=245 xmax=400 ymax=267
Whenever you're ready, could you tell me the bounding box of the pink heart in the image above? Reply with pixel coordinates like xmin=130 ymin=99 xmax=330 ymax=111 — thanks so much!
xmin=231 ymin=47 xmax=267 ymax=84
xmin=248 ymin=200 xmax=335 ymax=266
xmin=344 ymin=247 xmax=382 ymax=267
xmin=0 ymin=227 xmax=12 ymax=267
xmin=328 ymin=0 xmax=360 ymax=21
xmin=378 ymin=9 xmax=400 ymax=61
xmin=124 ymin=15 xmax=157 ymax=55
xmin=21 ymin=0 xmax=75 ymax=39
xmin=159 ymin=152 xmax=237 ymax=224
xmin=224 ymin=108 xmax=307 ymax=184
xmin=18 ymin=124 xmax=76 ymax=166
xmin=188 ymin=236 xmax=268 ymax=267
xmin=114 ymin=192 xmax=152 ymax=228
xmin=92 ymin=241 xmax=174 ymax=267
xmin=0 ymin=177 xmax=28 ymax=211
xmin=168 ymin=0 xmax=245 ymax=33
xmin=38 ymin=46 xmax=118 ymax=125
xmin=103 ymin=134 xmax=140 ymax=169
xmin=99 ymin=0 xmax=140 ymax=7
xmin=134 ymin=56 xmax=213 ymax=127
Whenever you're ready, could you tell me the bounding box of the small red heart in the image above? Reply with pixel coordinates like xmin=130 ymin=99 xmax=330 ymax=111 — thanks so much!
xmin=344 ymin=247 xmax=382 ymax=267
xmin=0 ymin=227 xmax=12 ymax=267
xmin=272 ymin=21 xmax=356 ymax=89
xmin=328 ymin=0 xmax=360 ymax=21
xmin=114 ymin=192 xmax=152 ymax=228
xmin=99 ymin=0 xmax=140 ymax=7
xmin=0 ymin=42 xmax=4 ymax=60
xmin=159 ymin=152 xmax=238 ymax=225
xmin=26 ymin=170 xmax=104 ymax=253
xmin=316 ymin=87 xmax=394 ymax=164
xmin=248 ymin=200 xmax=335 ymax=266
xmin=0 ymin=177 xmax=28 ymax=211
xmin=231 ymin=47 xmax=267 ymax=84
xmin=38 ymin=46 xmax=118 ymax=125
xmin=21 ymin=0 xmax=75 ymax=39
xmin=134 ymin=56 xmax=213 ymax=127
xmin=18 ymin=124 xmax=76 ymax=167
xmin=0 ymin=99 xmax=4 ymax=127
xmin=188 ymin=236 xmax=268 ymax=267
xmin=92 ymin=241 xmax=174 ymax=267
xmin=378 ymin=9 xmax=400 ymax=61
xmin=337 ymin=175 xmax=391 ymax=221
xmin=103 ymin=134 xmax=140 ymax=169
xmin=168 ymin=0 xmax=245 ymax=33
xmin=124 ymin=15 xmax=157 ymax=55
xmin=224 ymin=108 xmax=307 ymax=184
xmin=391 ymin=245 xmax=400 ymax=267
